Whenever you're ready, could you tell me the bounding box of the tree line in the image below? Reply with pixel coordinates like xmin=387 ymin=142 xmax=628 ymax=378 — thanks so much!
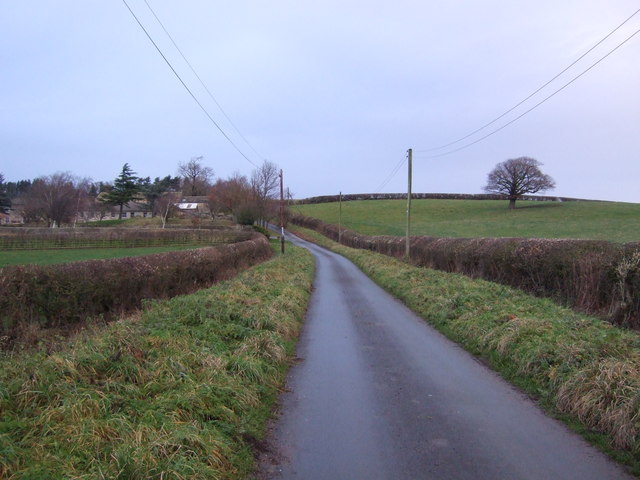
xmin=0 ymin=154 xmax=556 ymax=227
xmin=0 ymin=157 xmax=285 ymax=228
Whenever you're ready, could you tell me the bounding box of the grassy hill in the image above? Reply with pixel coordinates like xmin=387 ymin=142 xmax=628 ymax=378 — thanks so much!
xmin=293 ymin=199 xmax=640 ymax=243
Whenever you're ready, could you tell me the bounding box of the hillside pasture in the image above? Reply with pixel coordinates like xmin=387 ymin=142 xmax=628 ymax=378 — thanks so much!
xmin=294 ymin=199 xmax=640 ymax=243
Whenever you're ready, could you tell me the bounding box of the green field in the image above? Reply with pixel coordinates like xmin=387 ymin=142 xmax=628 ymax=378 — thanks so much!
xmin=294 ymin=199 xmax=640 ymax=243
xmin=0 ymin=245 xmax=207 ymax=267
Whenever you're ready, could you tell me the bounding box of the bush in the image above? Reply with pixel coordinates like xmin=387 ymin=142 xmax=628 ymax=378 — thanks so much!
xmin=235 ymin=202 xmax=259 ymax=226
xmin=291 ymin=214 xmax=640 ymax=329
xmin=0 ymin=233 xmax=272 ymax=343
xmin=253 ymin=225 xmax=271 ymax=238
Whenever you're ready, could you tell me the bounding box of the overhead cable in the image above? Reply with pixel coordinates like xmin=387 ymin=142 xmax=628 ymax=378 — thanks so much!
xmin=417 ymin=7 xmax=640 ymax=154
xmin=141 ymin=0 xmax=265 ymax=162
xmin=415 ymin=25 xmax=640 ymax=160
xmin=121 ymin=0 xmax=258 ymax=167
xmin=374 ymin=154 xmax=407 ymax=192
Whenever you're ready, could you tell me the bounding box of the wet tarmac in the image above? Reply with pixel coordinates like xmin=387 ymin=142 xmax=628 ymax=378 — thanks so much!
xmin=256 ymin=232 xmax=633 ymax=479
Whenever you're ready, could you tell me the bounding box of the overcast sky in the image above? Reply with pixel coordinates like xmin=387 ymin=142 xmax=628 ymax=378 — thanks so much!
xmin=2 ymin=1 xmax=639 ymax=202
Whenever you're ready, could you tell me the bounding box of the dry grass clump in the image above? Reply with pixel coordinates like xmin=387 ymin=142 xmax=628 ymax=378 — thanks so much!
xmin=557 ymin=356 xmax=640 ymax=451
xmin=0 ymin=243 xmax=314 ymax=479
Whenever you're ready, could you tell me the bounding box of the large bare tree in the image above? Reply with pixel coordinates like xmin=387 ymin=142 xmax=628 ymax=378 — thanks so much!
xmin=208 ymin=172 xmax=254 ymax=220
xmin=22 ymin=172 xmax=89 ymax=226
xmin=484 ymin=157 xmax=555 ymax=209
xmin=251 ymin=160 xmax=280 ymax=227
xmin=178 ymin=156 xmax=214 ymax=196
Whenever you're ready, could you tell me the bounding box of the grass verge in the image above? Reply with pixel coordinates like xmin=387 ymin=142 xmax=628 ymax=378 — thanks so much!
xmin=289 ymin=225 xmax=640 ymax=475
xmin=0 ymin=242 xmax=314 ymax=479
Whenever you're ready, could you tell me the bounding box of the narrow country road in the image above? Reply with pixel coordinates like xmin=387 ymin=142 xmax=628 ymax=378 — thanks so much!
xmin=256 ymin=232 xmax=633 ymax=479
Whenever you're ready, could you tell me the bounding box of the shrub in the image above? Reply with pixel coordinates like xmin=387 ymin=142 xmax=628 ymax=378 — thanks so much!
xmin=252 ymin=225 xmax=271 ymax=238
xmin=291 ymin=214 xmax=640 ymax=329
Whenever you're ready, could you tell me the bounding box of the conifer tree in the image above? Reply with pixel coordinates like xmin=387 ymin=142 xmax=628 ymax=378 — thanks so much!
xmin=102 ymin=163 xmax=140 ymax=219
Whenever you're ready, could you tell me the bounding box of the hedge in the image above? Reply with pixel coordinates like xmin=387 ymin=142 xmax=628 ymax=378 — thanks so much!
xmin=0 ymin=227 xmax=252 ymax=250
xmin=0 ymin=233 xmax=272 ymax=342
xmin=296 ymin=192 xmax=592 ymax=204
xmin=291 ymin=214 xmax=640 ymax=329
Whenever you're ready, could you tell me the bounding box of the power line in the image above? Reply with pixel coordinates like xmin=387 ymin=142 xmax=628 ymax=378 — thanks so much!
xmin=417 ymin=7 xmax=640 ymax=154
xmin=141 ymin=0 xmax=265 ymax=162
xmin=121 ymin=0 xmax=258 ymax=167
xmin=375 ymin=153 xmax=407 ymax=192
xmin=415 ymin=25 xmax=640 ymax=160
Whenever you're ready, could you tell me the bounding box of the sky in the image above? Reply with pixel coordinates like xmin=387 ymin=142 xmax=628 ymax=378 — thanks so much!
xmin=1 ymin=1 xmax=639 ymax=202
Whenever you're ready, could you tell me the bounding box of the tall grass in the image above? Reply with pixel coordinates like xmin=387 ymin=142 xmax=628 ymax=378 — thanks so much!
xmin=290 ymin=225 xmax=640 ymax=475
xmin=0 ymin=243 xmax=314 ymax=479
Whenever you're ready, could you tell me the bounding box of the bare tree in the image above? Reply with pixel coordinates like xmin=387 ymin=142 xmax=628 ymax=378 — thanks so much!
xmin=154 ymin=191 xmax=181 ymax=228
xmin=208 ymin=173 xmax=252 ymax=217
xmin=178 ymin=156 xmax=214 ymax=196
xmin=251 ymin=160 xmax=280 ymax=226
xmin=484 ymin=157 xmax=555 ymax=209
xmin=72 ymin=177 xmax=92 ymax=227
xmin=22 ymin=172 xmax=87 ymax=227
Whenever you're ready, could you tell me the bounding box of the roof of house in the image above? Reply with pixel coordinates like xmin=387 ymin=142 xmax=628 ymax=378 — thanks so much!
xmin=176 ymin=203 xmax=199 ymax=210
xmin=180 ymin=196 xmax=209 ymax=203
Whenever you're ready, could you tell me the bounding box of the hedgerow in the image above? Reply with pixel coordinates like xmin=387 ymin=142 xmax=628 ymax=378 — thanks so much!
xmin=296 ymin=192 xmax=588 ymax=204
xmin=0 ymin=233 xmax=272 ymax=344
xmin=291 ymin=214 xmax=640 ymax=329
xmin=0 ymin=227 xmax=251 ymax=250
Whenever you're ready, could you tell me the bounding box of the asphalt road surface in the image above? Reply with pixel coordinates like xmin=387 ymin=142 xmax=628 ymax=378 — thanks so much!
xmin=256 ymin=232 xmax=633 ymax=479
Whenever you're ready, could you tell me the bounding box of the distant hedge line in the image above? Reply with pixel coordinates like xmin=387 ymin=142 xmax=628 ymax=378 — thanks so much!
xmin=0 ymin=227 xmax=253 ymax=250
xmin=0 ymin=233 xmax=272 ymax=342
xmin=296 ymin=193 xmax=592 ymax=204
xmin=291 ymin=214 xmax=640 ymax=329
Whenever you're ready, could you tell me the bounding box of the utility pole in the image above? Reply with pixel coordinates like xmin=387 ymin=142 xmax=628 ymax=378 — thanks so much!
xmin=279 ymin=169 xmax=285 ymax=254
xmin=338 ymin=191 xmax=342 ymax=244
xmin=406 ymin=148 xmax=412 ymax=258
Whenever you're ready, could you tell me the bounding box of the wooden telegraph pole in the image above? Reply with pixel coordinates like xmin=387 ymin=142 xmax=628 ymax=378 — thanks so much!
xmin=406 ymin=148 xmax=412 ymax=258
xmin=279 ymin=169 xmax=285 ymax=254
xmin=339 ymin=191 xmax=342 ymax=244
